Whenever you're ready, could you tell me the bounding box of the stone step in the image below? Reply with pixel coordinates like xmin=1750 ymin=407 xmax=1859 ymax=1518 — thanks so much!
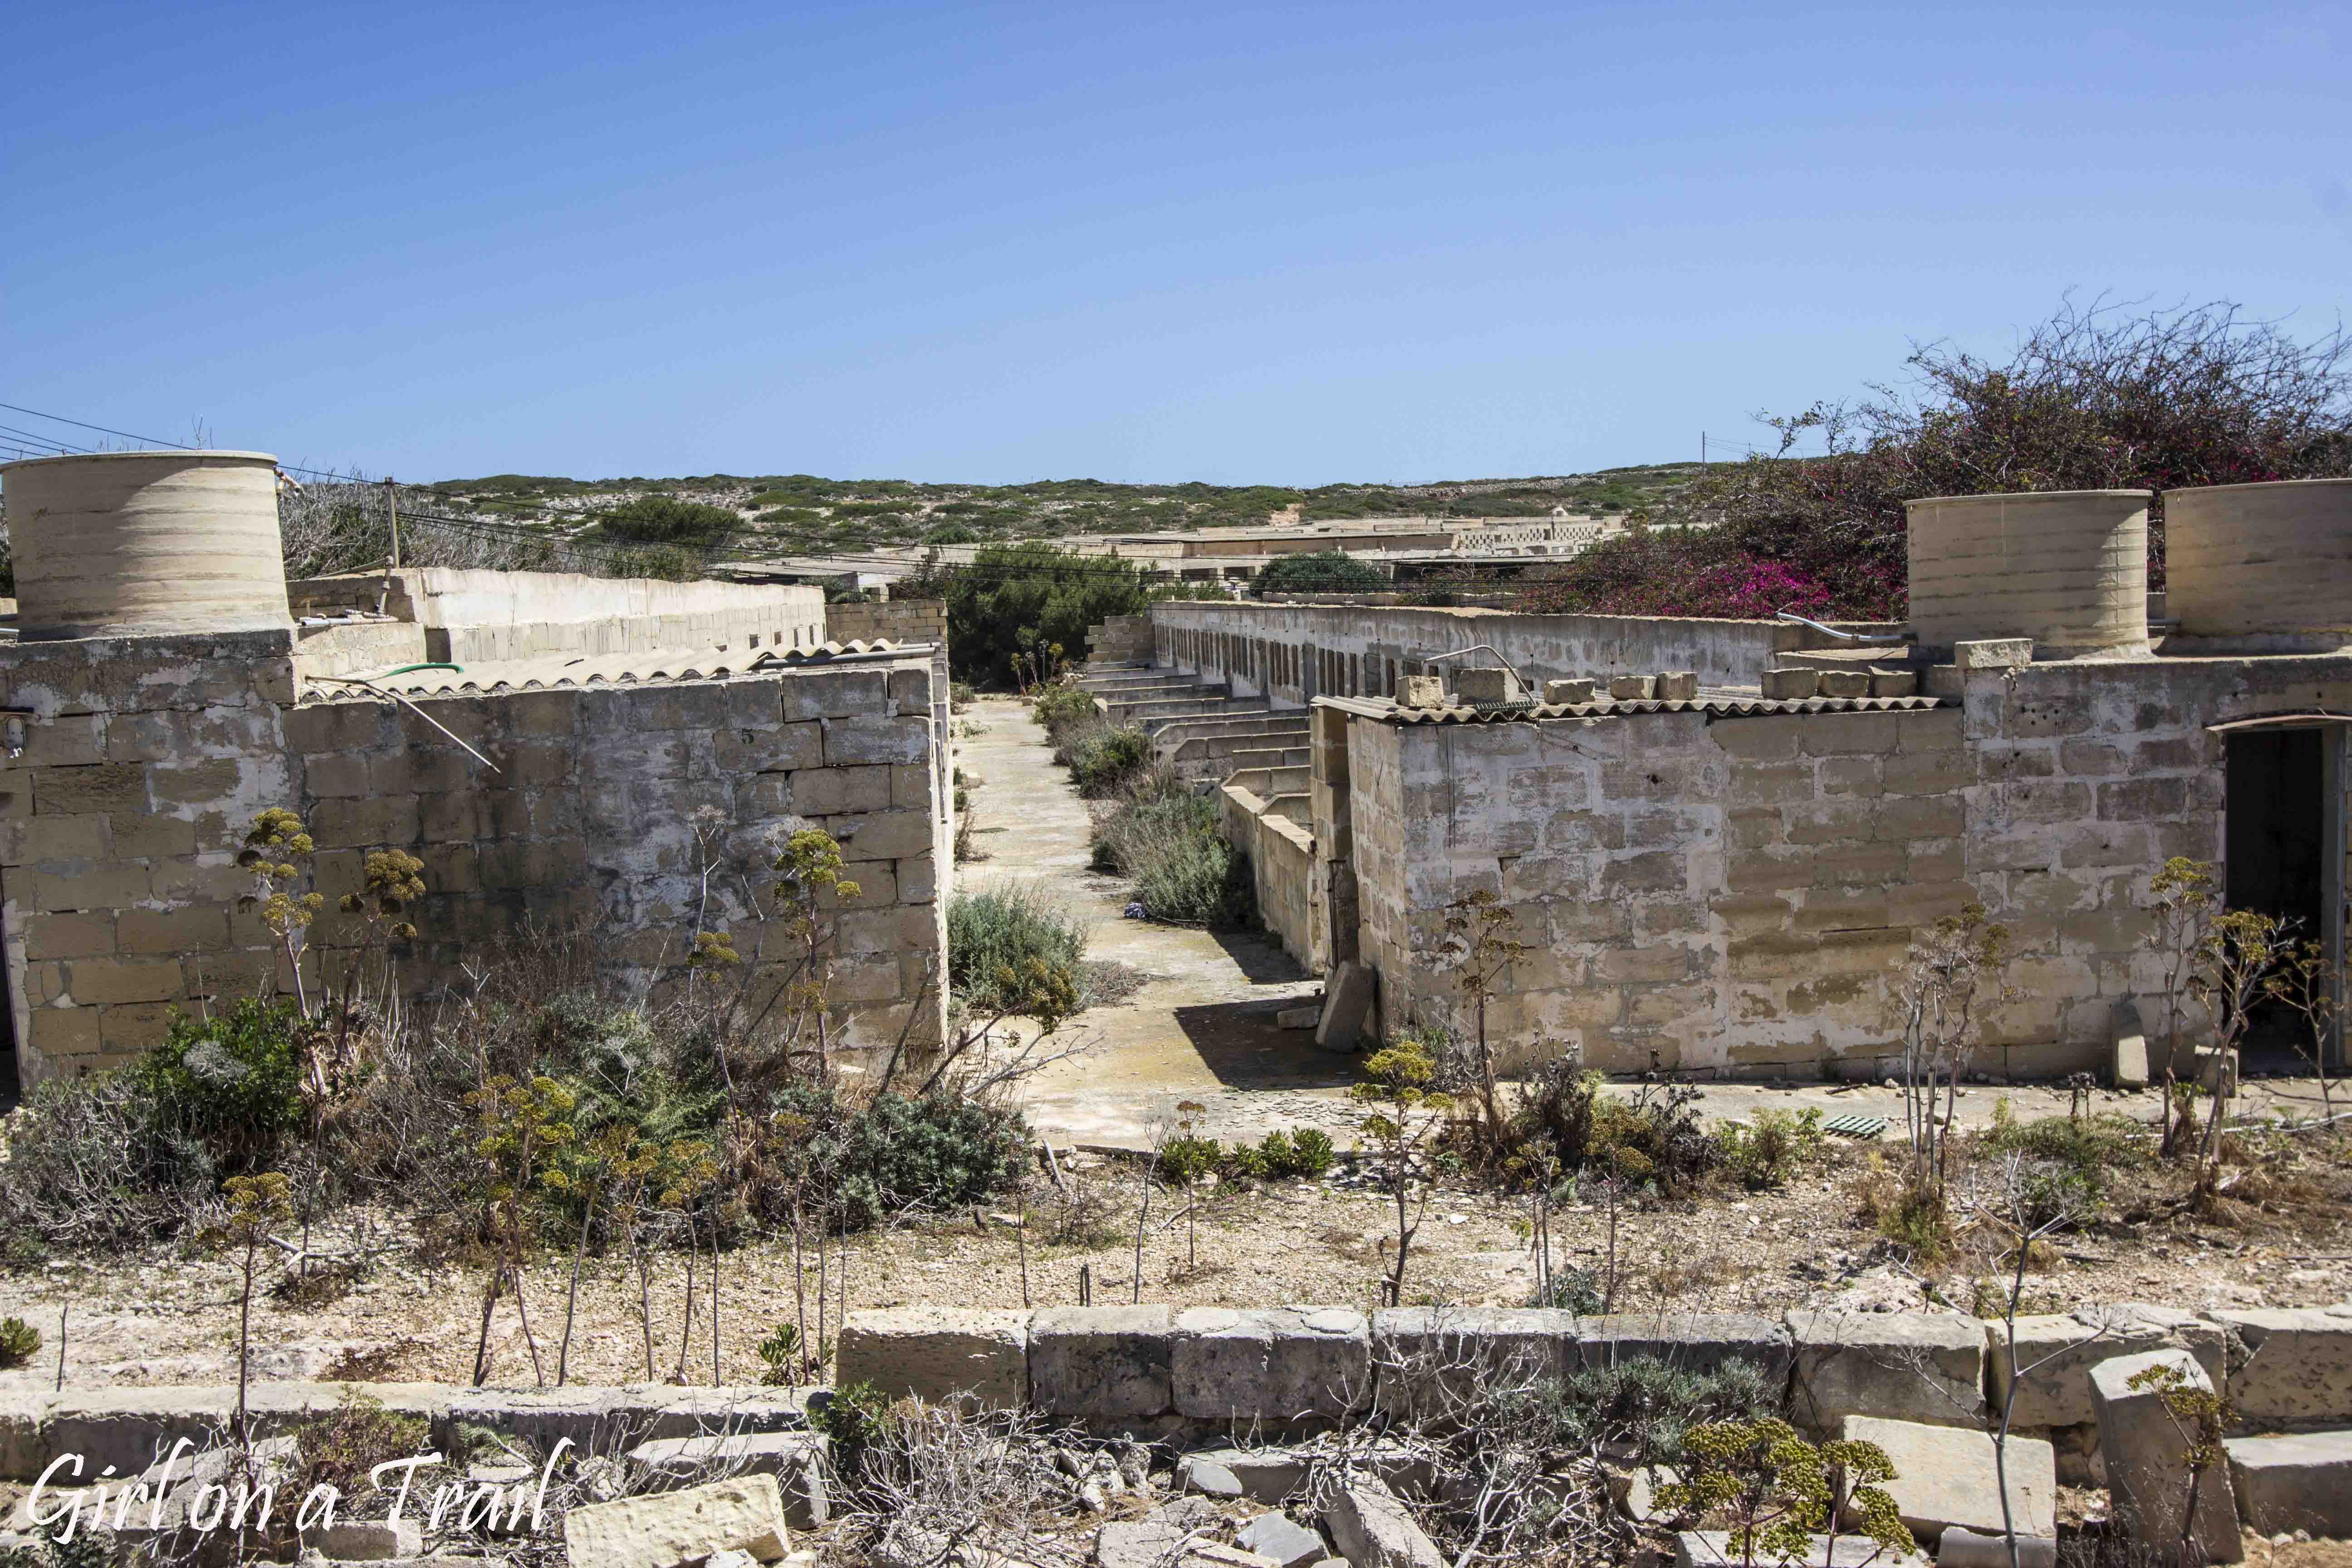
xmin=2225 ymin=1429 xmax=2352 ymax=1538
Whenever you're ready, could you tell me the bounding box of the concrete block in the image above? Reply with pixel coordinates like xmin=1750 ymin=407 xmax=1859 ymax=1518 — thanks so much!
xmin=1816 ymin=668 xmax=1871 ymax=699
xmin=2224 ymin=1430 xmax=2352 ymax=1537
xmin=1609 ymin=675 xmax=1656 ymax=701
xmin=1323 ymin=1478 xmax=1444 ymax=1568
xmin=1868 ymin=667 xmax=1919 ymax=699
xmin=1315 ymin=961 xmax=1376 ymax=1054
xmin=1542 ymin=679 xmax=1596 ymax=705
xmin=1371 ymin=1308 xmax=1574 ymax=1421
xmin=562 ymin=1473 xmax=790 ymax=1568
xmin=1451 ymin=668 xmax=1520 ymax=705
xmin=1837 ymin=1415 xmax=2054 ymax=1545
xmin=1785 ymin=1311 xmax=1986 ymax=1427
xmin=835 ymin=1308 xmax=1027 ymax=1409
xmin=1955 ymin=639 xmax=2034 ymax=672
xmin=1936 ymin=1528 xmax=2056 ymax=1568
xmin=2208 ymin=1307 xmax=2352 ymax=1425
xmin=1761 ymin=668 xmax=1819 ymax=701
xmin=625 ymin=1433 xmax=829 ymax=1527
xmin=1573 ymin=1313 xmax=1793 ymax=1382
xmin=1172 ymin=1308 xmax=1369 ymax=1422
xmin=2088 ymin=1349 xmax=2241 ymax=1563
xmin=1029 ymin=1306 xmax=1174 ymax=1417
xmin=1656 ymin=671 xmax=1698 ymax=701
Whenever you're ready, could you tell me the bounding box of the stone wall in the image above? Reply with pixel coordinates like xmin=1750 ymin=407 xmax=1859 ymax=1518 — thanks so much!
xmin=1147 ymin=601 xmax=1809 ymax=704
xmin=1221 ymin=770 xmax=1316 ymax=966
xmin=286 ymin=568 xmax=828 ymax=662
xmin=0 ymin=632 xmax=951 ymax=1086
xmin=0 ymin=631 xmax=302 ymax=1081
xmin=284 ymin=652 xmax=951 ymax=1060
xmin=824 ymin=599 xmax=946 ymax=649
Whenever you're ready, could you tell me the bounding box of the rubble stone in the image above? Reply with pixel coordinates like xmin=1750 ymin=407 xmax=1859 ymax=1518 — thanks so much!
xmin=1837 ymin=1416 xmax=2055 ymax=1544
xmin=1322 ymin=1478 xmax=1444 ymax=1568
xmin=2223 ymin=1431 xmax=2352 ymax=1538
xmin=1239 ymin=1512 xmax=1329 ymax=1568
xmin=561 ymin=1473 xmax=790 ymax=1568
xmin=2087 ymin=1349 xmax=2241 ymax=1564
xmin=623 ymin=1432 xmax=829 ymax=1527
xmin=312 ymin=1519 xmax=424 ymax=1561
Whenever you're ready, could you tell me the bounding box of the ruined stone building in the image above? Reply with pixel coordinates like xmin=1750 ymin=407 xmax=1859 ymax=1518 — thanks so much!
xmin=1102 ymin=482 xmax=2352 ymax=1081
xmin=0 ymin=450 xmax=955 ymax=1087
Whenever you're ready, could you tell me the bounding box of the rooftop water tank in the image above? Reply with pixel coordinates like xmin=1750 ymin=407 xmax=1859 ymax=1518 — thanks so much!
xmin=0 ymin=450 xmax=293 ymax=641
xmin=1904 ymin=490 xmax=2151 ymax=659
xmin=2163 ymin=478 xmax=2352 ymax=652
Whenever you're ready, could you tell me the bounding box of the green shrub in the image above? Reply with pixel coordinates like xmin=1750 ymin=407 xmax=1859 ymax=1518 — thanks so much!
xmin=828 ymin=1092 xmax=1027 ymax=1232
xmin=598 ymin=494 xmax=739 ymax=548
xmin=0 ymin=1316 xmax=40 ymax=1369
xmin=1714 ymin=1107 xmax=1824 ymax=1190
xmin=813 ymin=1379 xmax=891 ymax=1490
xmin=915 ymin=542 xmax=1156 ymax=688
xmin=294 ymin=1390 xmax=432 ymax=1500
xmin=1254 ymin=550 xmax=1390 ymax=597
xmin=1030 ymin=684 xmax=1099 ymax=747
xmin=1285 ymin=1127 xmax=1337 ymax=1177
xmin=1513 ymin=1058 xmax=1718 ymax=1197
xmin=1158 ymin=1134 xmax=1223 ymax=1186
xmin=1981 ymin=1103 xmax=2145 ymax=1226
xmin=1544 ymin=1353 xmax=1781 ymax=1467
xmin=947 ymin=884 xmax=1087 ymax=1012
xmin=1067 ymin=725 xmax=1150 ymax=795
xmin=1528 ymin=1266 xmax=1605 ymax=1314
xmin=130 ymin=1000 xmax=306 ymax=1176
xmin=1090 ymin=773 xmax=1255 ymax=928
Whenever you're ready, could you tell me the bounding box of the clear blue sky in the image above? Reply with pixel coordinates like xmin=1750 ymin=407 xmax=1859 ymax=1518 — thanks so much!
xmin=5 ymin=1 xmax=2345 ymax=487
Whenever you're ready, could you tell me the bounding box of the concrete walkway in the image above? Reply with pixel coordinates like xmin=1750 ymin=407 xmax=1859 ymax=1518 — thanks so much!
xmin=952 ymin=697 xmax=1342 ymax=1150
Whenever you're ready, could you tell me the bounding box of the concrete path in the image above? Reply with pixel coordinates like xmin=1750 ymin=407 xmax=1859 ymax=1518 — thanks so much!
xmin=952 ymin=697 xmax=1342 ymax=1150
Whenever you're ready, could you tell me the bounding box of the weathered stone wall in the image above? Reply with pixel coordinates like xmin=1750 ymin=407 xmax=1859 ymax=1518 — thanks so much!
xmin=0 ymin=631 xmax=301 ymax=1081
xmin=1220 ymin=771 xmax=1316 ymax=966
xmin=286 ymin=568 xmax=828 ymax=662
xmin=824 ymin=599 xmax=946 ymax=649
xmin=1147 ymin=601 xmax=1807 ymax=704
xmin=1345 ymin=702 xmax=1983 ymax=1078
xmin=0 ymin=634 xmax=951 ymax=1085
xmin=286 ymin=652 xmax=951 ymax=1059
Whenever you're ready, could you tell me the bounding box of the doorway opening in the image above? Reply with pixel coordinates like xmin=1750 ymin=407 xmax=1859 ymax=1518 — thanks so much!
xmin=2224 ymin=727 xmax=2337 ymax=1072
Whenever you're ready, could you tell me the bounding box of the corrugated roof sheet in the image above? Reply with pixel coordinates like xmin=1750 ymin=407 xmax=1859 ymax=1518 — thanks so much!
xmin=1384 ymin=693 xmax=1953 ymax=724
xmin=305 ymin=638 xmax=916 ymax=700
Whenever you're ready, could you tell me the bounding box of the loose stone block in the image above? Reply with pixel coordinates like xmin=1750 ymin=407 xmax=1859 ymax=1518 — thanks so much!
xmin=1656 ymin=671 xmax=1698 ymax=701
xmin=625 ymin=1432 xmax=830 ymax=1527
xmin=1323 ymin=1478 xmax=1445 ymax=1568
xmin=1837 ymin=1415 xmax=2054 ymax=1545
xmin=1675 ymin=1533 xmax=1920 ymax=1568
xmin=1315 ymin=961 xmax=1377 ymax=1054
xmin=1785 ymin=1311 xmax=1986 ymax=1427
xmin=1239 ymin=1512 xmax=1328 ymax=1568
xmin=1868 ymin=667 xmax=1919 ymax=698
xmin=1815 ymin=668 xmax=1870 ymax=699
xmin=1955 ymin=638 xmax=2033 ymax=672
xmin=1609 ymin=674 xmax=1656 ymax=701
xmin=2207 ymin=1307 xmax=2352 ymax=1425
xmin=1760 ymin=668 xmax=1819 ymax=701
xmin=2088 ymin=1350 xmax=2241 ymax=1563
xmin=312 ymin=1519 xmax=425 ymax=1561
xmin=1543 ymin=678 xmax=1596 ymax=704
xmin=2224 ymin=1430 xmax=2352 ymax=1537
xmin=1989 ymin=1304 xmax=2222 ymax=1431
xmin=2110 ymin=999 xmax=2149 ymax=1089
xmin=1029 ymin=1306 xmax=1175 ymax=1417
xmin=1451 ymin=667 xmax=1519 ymax=705
xmin=1398 ymin=675 xmax=1446 ymax=708
xmin=562 ymin=1474 xmax=790 ymax=1568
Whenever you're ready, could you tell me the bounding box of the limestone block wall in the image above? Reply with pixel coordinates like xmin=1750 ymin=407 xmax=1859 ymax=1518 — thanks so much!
xmin=1220 ymin=774 xmax=1316 ymax=966
xmin=291 ymin=617 xmax=431 ymax=680
xmin=284 ymin=653 xmax=951 ymax=1059
xmin=0 ymin=631 xmax=301 ymax=1081
xmin=1147 ymin=601 xmax=1807 ymax=705
xmin=286 ymin=568 xmax=828 ymax=662
xmin=825 ymin=599 xmax=946 ymax=648
xmin=1348 ymin=704 xmax=1980 ymax=1078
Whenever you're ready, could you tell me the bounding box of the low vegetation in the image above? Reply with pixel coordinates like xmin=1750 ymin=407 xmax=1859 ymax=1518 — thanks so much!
xmin=1088 ymin=766 xmax=1254 ymax=927
xmin=1253 ymin=549 xmax=1390 ymax=596
xmin=946 ymin=884 xmax=1088 ymax=1015
xmin=1521 ymin=297 xmax=2352 ymax=620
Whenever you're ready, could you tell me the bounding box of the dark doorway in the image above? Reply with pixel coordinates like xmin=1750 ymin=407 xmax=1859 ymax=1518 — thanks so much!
xmin=2225 ymin=728 xmax=2331 ymax=1069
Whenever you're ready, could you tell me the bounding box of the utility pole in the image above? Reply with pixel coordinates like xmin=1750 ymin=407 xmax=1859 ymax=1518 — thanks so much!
xmin=383 ymin=476 xmax=401 ymax=568
xmin=1701 ymin=431 xmax=1708 ymax=465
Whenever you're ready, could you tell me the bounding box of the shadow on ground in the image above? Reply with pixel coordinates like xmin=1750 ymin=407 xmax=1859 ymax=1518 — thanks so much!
xmin=1171 ymin=999 xmax=1358 ymax=1091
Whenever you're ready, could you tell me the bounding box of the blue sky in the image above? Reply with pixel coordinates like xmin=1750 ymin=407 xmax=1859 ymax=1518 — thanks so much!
xmin=4 ymin=1 xmax=2345 ymax=486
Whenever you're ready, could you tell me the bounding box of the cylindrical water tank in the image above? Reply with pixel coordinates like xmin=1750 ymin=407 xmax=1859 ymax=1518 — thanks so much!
xmin=2164 ymin=479 xmax=2352 ymax=651
xmin=1904 ymin=490 xmax=2151 ymax=658
xmin=0 ymin=450 xmax=293 ymax=641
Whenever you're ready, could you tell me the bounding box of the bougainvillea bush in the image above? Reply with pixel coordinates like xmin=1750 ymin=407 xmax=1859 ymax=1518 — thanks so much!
xmin=1523 ymin=297 xmax=2352 ymax=620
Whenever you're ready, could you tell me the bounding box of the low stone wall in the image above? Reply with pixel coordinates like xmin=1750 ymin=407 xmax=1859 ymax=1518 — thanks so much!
xmin=837 ymin=1303 xmax=2352 ymax=1451
xmin=1222 ymin=776 xmax=1316 ymax=966
xmin=825 ymin=599 xmax=946 ymax=648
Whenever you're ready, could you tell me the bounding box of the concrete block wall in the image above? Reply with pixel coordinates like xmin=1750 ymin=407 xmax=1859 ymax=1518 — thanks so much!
xmin=1221 ymin=776 xmax=1316 ymax=967
xmin=0 ymin=631 xmax=302 ymax=1081
xmin=824 ymin=599 xmax=946 ymax=649
xmin=285 ymin=653 xmax=951 ymax=1058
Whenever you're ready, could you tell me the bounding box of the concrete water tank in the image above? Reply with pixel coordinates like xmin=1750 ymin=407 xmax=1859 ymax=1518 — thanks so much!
xmin=2164 ymin=478 xmax=2352 ymax=652
xmin=0 ymin=450 xmax=294 ymax=640
xmin=1904 ymin=490 xmax=2150 ymax=658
